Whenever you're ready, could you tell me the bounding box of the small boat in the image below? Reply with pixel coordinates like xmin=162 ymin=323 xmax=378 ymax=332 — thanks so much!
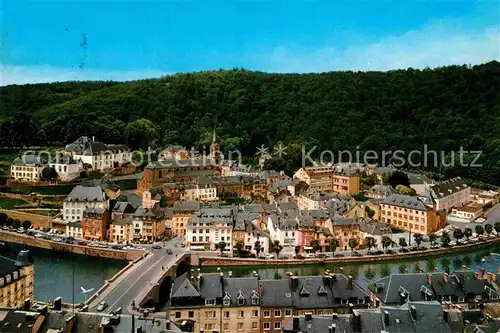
xmin=490 ymin=252 xmax=499 ymax=256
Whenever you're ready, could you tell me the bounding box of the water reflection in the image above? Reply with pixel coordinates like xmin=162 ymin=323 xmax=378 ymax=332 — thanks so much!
xmin=203 ymin=244 xmax=500 ymax=288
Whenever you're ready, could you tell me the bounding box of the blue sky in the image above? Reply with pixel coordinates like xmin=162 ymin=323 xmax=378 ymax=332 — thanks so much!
xmin=1 ymin=0 xmax=499 ymax=85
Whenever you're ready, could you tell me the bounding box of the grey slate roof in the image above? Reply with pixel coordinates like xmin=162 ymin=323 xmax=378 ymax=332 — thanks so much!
xmin=406 ymin=172 xmax=435 ymax=185
xmin=83 ymin=207 xmax=106 ymax=216
xmin=172 ymin=200 xmax=200 ymax=212
xmin=112 ymin=201 xmax=135 ymax=214
xmin=259 ymin=279 xmax=294 ymax=308
xmin=171 ymin=272 xmax=201 ymax=298
xmin=380 ymin=194 xmax=429 ymax=211
xmin=221 ymin=276 xmax=259 ymax=307
xmin=65 ymin=136 xmax=130 ymax=155
xmin=12 ymin=154 xmax=47 ymax=166
xmin=0 ymin=255 xmax=18 ymax=279
xmin=65 ymin=185 xmax=105 ymax=202
xmin=368 ymin=185 xmax=398 ymax=197
xmin=430 ymin=177 xmax=468 ymax=199
xmin=49 ymin=154 xmax=79 ymax=165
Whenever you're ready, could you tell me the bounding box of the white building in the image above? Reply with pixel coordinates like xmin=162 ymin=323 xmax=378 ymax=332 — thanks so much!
xmin=266 ymin=215 xmax=299 ymax=250
xmin=65 ymin=221 xmax=83 ymax=239
xmin=10 ymin=155 xmax=47 ymax=182
xmin=63 ymin=185 xmax=108 ymax=222
xmin=49 ymin=155 xmax=82 ymax=182
xmin=428 ymin=177 xmax=470 ymax=212
xmin=65 ymin=136 xmax=131 ymax=171
xmin=186 ymin=208 xmax=234 ymax=251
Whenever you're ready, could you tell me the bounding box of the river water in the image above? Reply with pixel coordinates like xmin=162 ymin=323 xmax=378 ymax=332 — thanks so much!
xmin=1 ymin=242 xmax=499 ymax=303
xmin=203 ymin=243 xmax=500 ymax=288
xmin=1 ymin=242 xmax=127 ymax=303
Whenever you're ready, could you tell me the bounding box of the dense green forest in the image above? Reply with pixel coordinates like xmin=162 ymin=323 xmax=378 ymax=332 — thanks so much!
xmin=1 ymin=62 xmax=500 ymax=184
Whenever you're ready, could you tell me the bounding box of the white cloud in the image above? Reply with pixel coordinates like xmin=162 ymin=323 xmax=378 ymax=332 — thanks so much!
xmin=261 ymin=20 xmax=500 ymax=73
xmin=0 ymin=65 xmax=171 ymax=86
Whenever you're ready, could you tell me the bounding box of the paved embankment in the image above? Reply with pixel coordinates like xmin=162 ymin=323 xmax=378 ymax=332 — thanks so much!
xmin=0 ymin=230 xmax=144 ymax=261
xmin=196 ymin=237 xmax=500 ymax=267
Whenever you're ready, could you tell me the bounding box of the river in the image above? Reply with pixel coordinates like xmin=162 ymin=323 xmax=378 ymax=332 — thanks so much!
xmin=202 ymin=243 xmax=500 ymax=288
xmin=1 ymin=242 xmax=127 ymax=303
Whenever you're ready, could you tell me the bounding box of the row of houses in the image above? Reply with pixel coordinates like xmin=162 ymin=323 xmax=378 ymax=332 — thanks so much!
xmin=168 ymin=269 xmax=500 ymax=333
xmin=10 ymin=136 xmax=132 ymax=182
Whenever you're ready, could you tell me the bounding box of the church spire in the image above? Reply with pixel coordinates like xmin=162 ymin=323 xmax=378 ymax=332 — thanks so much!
xmin=212 ymin=127 xmax=217 ymax=145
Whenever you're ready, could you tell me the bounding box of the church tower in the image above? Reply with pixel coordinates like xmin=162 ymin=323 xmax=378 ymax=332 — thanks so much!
xmin=210 ymin=129 xmax=220 ymax=162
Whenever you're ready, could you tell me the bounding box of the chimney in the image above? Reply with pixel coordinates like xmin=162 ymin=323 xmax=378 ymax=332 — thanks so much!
xmin=383 ymin=311 xmax=389 ymax=325
xmin=258 ymin=284 xmax=263 ymax=296
xmin=478 ymin=268 xmax=485 ymax=279
xmin=293 ymin=316 xmax=300 ymax=331
xmin=24 ymin=298 xmax=31 ymax=311
xmin=305 ymin=312 xmax=312 ymax=321
xmin=410 ymin=305 xmax=417 ymax=320
xmin=229 ymin=271 xmax=232 ymax=278
xmin=349 ymin=303 xmax=354 ymax=314
xmin=329 ymin=324 xmax=336 ymax=333
xmin=348 ymin=275 xmax=353 ymax=290
xmin=220 ymin=271 xmax=224 ymax=282
xmin=217 ymin=267 xmax=221 ymax=273
xmin=165 ymin=320 xmax=171 ymax=330
xmin=443 ymin=311 xmax=448 ymax=323
xmin=136 ymin=327 xmax=142 ymax=333
xmin=291 ymin=276 xmax=299 ymax=290
xmin=131 ymin=314 xmax=135 ymax=333
xmin=53 ymin=297 xmax=62 ymax=311
xmin=352 ymin=313 xmax=361 ymax=330
xmin=443 ymin=273 xmax=449 ymax=283
xmin=64 ymin=315 xmax=75 ymax=333
xmin=92 ymin=136 xmax=95 ymax=142
xmin=427 ymin=274 xmax=432 ymax=285
xmin=332 ymin=313 xmax=338 ymax=320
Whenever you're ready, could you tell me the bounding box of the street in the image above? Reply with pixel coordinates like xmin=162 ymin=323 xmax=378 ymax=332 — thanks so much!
xmin=88 ymin=236 xmax=185 ymax=314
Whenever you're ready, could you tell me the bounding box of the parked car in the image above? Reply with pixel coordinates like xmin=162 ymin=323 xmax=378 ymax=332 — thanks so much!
xmin=111 ymin=245 xmax=123 ymax=250
xmin=152 ymin=244 xmax=162 ymax=250
xmin=78 ymin=241 xmax=88 ymax=246
xmin=166 ymin=248 xmax=173 ymax=255
xmin=97 ymin=301 xmax=108 ymax=312
xmin=315 ymin=253 xmax=327 ymax=258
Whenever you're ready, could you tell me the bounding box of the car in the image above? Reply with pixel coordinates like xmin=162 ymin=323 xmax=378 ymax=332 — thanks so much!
xmin=112 ymin=307 xmax=122 ymax=315
xmin=78 ymin=241 xmax=88 ymax=246
xmin=97 ymin=301 xmax=108 ymax=312
xmin=373 ymin=250 xmax=385 ymax=255
xmin=34 ymin=233 xmax=43 ymax=238
xmin=111 ymin=245 xmax=122 ymax=250
xmin=386 ymin=249 xmax=396 ymax=254
xmin=166 ymin=249 xmax=173 ymax=255
xmin=180 ymin=243 xmax=185 ymax=248
xmin=449 ymin=241 xmax=457 ymax=246
xmin=315 ymin=253 xmax=327 ymax=258
xmin=352 ymin=251 xmax=363 ymax=257
xmin=152 ymin=244 xmax=162 ymax=250
xmin=41 ymin=235 xmax=51 ymax=240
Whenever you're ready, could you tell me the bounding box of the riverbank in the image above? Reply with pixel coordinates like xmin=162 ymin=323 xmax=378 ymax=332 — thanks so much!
xmin=196 ymin=237 xmax=500 ymax=267
xmin=0 ymin=230 xmax=144 ymax=261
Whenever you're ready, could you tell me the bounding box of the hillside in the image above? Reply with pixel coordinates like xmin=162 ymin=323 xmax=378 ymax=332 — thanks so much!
xmin=1 ymin=62 xmax=500 ymax=184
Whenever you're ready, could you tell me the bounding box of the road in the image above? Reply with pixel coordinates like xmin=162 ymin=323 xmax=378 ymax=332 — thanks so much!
xmin=89 ymin=237 xmax=185 ymax=314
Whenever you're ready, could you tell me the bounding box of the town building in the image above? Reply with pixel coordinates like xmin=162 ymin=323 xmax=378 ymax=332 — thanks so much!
xmin=108 ymin=214 xmax=134 ymax=244
xmin=63 ymin=185 xmax=109 ymax=222
xmin=172 ymin=201 xmax=200 ymax=237
xmin=48 ymin=155 xmax=82 ymax=182
xmin=330 ymin=217 xmax=365 ymax=251
xmin=10 ymin=155 xmax=47 ymax=182
xmin=111 ymin=201 xmax=135 ymax=218
xmin=142 ymin=187 xmax=164 ymax=208
xmin=65 ymin=136 xmax=131 ymax=171
xmin=368 ymin=270 xmax=500 ymax=307
xmin=427 ymin=177 xmax=470 ymax=212
xmin=132 ymin=206 xmax=166 ymax=242
xmin=406 ymin=172 xmax=436 ymax=195
xmin=186 ymin=208 xmax=234 ymax=251
xmin=380 ymin=194 xmax=439 ymax=235
xmin=169 ymin=272 xmax=261 ymax=333
xmin=284 ymin=301 xmax=456 ymax=333
xmin=81 ymin=207 xmax=109 ymax=241
xmin=293 ymin=166 xmax=360 ymax=195
xmin=0 ymin=250 xmax=34 ymax=309
xmin=447 ymin=203 xmax=484 ymax=223
xmin=233 ymin=215 xmax=271 ymax=254
xmin=365 ymin=184 xmax=398 ymax=199
xmin=65 ymin=221 xmax=83 ymax=239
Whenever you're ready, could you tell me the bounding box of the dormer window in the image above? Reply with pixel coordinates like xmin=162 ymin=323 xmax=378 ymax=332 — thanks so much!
xmin=251 ymin=291 xmax=260 ymax=305
xmin=223 ymin=293 xmax=231 ymax=306
xmin=237 ymin=291 xmax=246 ymax=305
xmin=205 ymin=299 xmax=216 ymax=306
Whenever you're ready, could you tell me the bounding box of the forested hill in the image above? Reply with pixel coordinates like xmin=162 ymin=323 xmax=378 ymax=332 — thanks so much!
xmin=1 ymin=61 xmax=500 ymax=184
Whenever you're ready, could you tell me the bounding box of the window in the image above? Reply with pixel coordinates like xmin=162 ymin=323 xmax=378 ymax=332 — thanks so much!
xmin=264 ymin=310 xmax=271 ymax=318
xmin=204 ymin=323 xmax=213 ymax=331
xmin=188 ymin=311 xmax=194 ymax=318
xmin=238 ymin=323 xmax=244 ymax=331
xmin=237 ymin=298 xmax=245 ymax=306
xmin=175 ymin=312 xmax=181 ymax=319
xmin=223 ymin=298 xmax=231 ymax=306
xmin=223 ymin=323 xmax=229 ymax=331
xmin=274 ymin=322 xmax=281 ymax=329
xmin=285 ymin=309 xmax=292 ymax=317
xmin=252 ymin=322 xmax=258 ymax=330
xmin=263 ymin=322 xmax=270 ymax=330
xmin=238 ymin=310 xmax=244 ymax=318
xmin=205 ymin=311 xmax=216 ymax=318
xmin=224 ymin=311 xmax=230 ymax=319
xmin=252 ymin=310 xmax=259 ymax=318
xmin=274 ymin=310 xmax=281 ymax=317
xmin=205 ymin=299 xmax=216 ymax=306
